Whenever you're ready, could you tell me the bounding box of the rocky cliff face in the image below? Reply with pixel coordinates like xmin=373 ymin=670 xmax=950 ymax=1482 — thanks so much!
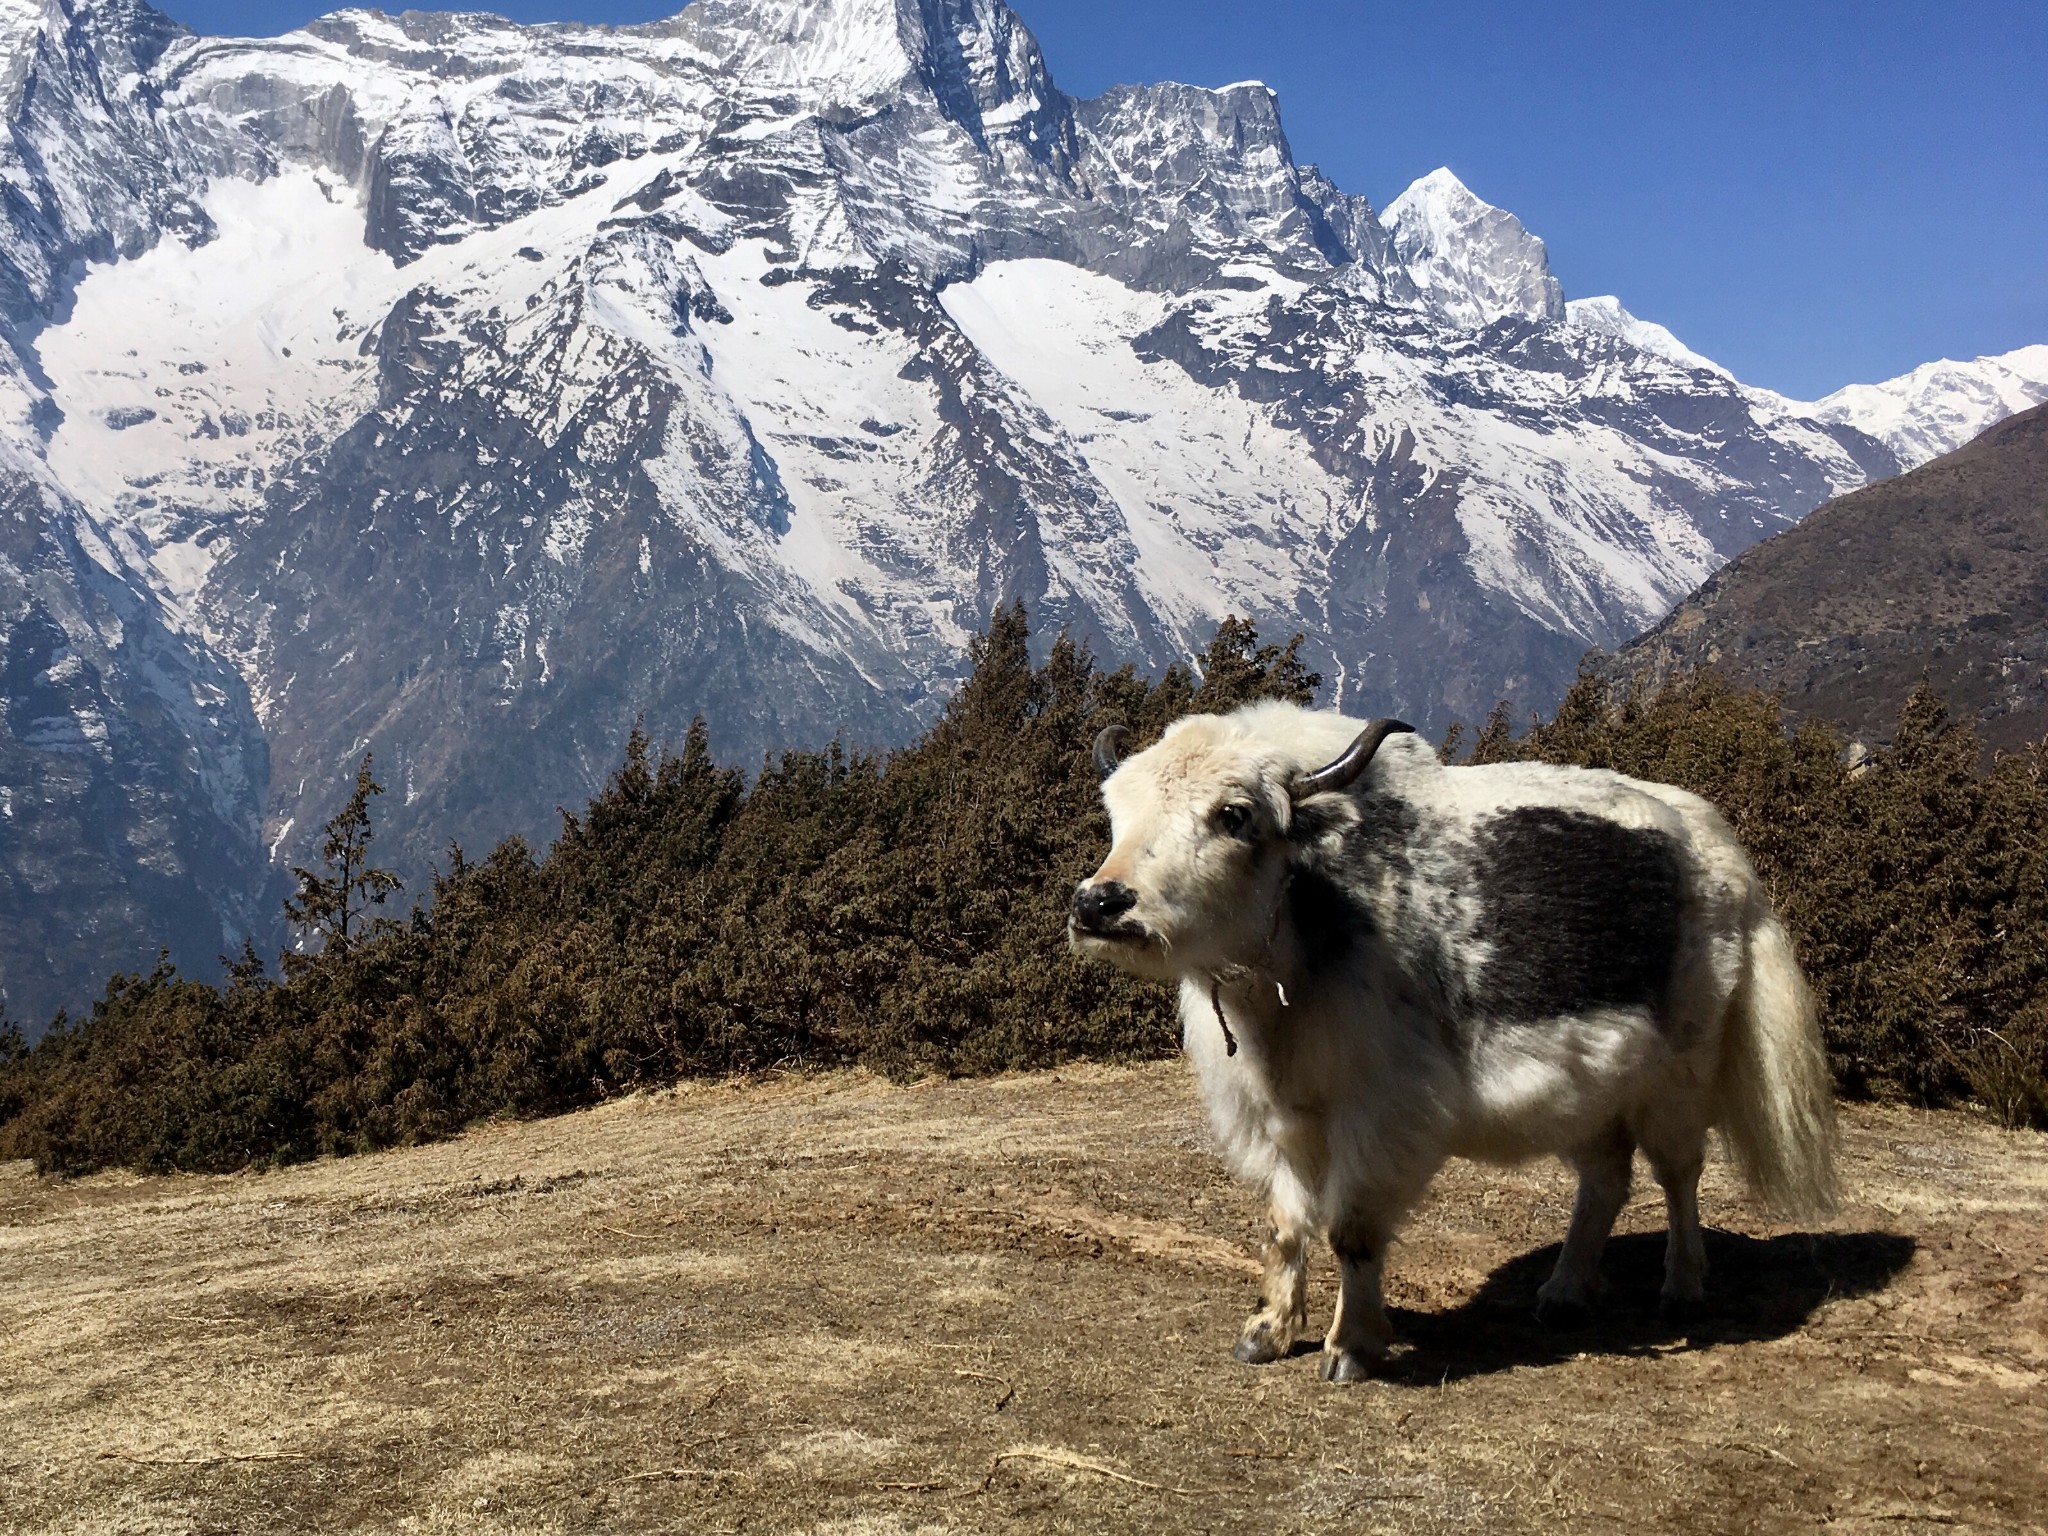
xmin=0 ymin=445 xmax=270 ymax=1024
xmin=0 ymin=0 xmax=2032 ymax=1022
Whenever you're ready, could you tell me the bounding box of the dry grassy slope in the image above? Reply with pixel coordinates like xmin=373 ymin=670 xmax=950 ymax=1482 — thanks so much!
xmin=2 ymin=1063 xmax=2045 ymax=1535
xmin=1613 ymin=402 xmax=2048 ymax=751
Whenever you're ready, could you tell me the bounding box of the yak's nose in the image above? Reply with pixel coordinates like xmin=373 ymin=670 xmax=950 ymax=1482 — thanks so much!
xmin=1072 ymin=880 xmax=1139 ymax=933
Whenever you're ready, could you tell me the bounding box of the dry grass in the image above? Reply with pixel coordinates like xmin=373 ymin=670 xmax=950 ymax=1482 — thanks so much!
xmin=2 ymin=1063 xmax=2045 ymax=1534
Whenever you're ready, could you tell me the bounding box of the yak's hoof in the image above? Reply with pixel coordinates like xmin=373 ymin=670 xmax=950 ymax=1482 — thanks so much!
xmin=1233 ymin=1324 xmax=1291 ymax=1365
xmin=1533 ymin=1295 xmax=1594 ymax=1332
xmin=1317 ymin=1347 xmax=1379 ymax=1384
xmin=1658 ymin=1293 xmax=1707 ymax=1328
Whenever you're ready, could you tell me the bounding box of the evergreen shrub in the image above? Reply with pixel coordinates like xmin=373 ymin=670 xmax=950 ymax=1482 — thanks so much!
xmin=2 ymin=611 xmax=2042 ymax=1176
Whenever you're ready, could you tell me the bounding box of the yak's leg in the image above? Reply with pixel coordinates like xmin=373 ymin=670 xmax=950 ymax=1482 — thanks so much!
xmin=1233 ymin=1205 xmax=1311 ymax=1364
xmin=1641 ymin=1132 xmax=1709 ymax=1319
xmin=1319 ymin=1212 xmax=1396 ymax=1383
xmin=1535 ymin=1123 xmax=1635 ymax=1327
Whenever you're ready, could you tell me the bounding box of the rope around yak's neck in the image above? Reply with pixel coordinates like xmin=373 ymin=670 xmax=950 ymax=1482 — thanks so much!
xmin=1206 ymin=975 xmax=1239 ymax=1056
xmin=1205 ymin=967 xmax=1295 ymax=1056
xmin=1203 ymin=898 xmax=1292 ymax=1058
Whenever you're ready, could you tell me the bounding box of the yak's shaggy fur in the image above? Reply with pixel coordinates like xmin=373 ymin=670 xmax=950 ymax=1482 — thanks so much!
xmin=1070 ymin=700 xmax=1838 ymax=1381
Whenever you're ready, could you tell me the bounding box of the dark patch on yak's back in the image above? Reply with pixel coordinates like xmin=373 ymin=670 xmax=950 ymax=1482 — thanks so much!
xmin=1470 ymin=806 xmax=1684 ymax=1024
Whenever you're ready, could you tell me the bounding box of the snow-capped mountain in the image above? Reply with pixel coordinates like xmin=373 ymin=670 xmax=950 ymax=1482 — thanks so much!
xmin=1803 ymin=344 xmax=2048 ymax=470
xmin=1383 ymin=167 xmax=1560 ymax=329
xmin=1561 ymin=303 xmax=2048 ymax=468
xmin=1565 ymin=296 xmax=1727 ymax=376
xmin=0 ymin=0 xmax=2031 ymax=1021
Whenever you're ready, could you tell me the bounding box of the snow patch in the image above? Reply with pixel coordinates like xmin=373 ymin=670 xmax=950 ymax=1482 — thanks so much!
xmin=941 ymin=258 xmax=1354 ymax=643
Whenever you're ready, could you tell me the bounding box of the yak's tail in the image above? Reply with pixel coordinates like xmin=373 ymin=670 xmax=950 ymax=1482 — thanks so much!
xmin=1714 ymin=904 xmax=1839 ymax=1220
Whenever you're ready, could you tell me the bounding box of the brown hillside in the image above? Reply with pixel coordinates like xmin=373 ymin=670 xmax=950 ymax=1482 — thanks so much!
xmin=1612 ymin=402 xmax=2048 ymax=750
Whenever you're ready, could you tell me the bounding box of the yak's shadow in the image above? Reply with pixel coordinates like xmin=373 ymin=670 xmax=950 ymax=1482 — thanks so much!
xmin=1372 ymin=1228 xmax=1915 ymax=1384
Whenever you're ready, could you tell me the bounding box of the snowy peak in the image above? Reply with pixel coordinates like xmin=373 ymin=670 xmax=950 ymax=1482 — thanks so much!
xmin=1382 ymin=166 xmax=1562 ymax=329
xmin=688 ymin=0 xmax=936 ymax=104
xmin=150 ymin=0 xmax=1082 ymax=271
xmin=1806 ymin=344 xmax=2048 ymax=469
xmin=673 ymin=0 xmax=1056 ymax=128
xmin=1072 ymin=78 xmax=1335 ymax=269
xmin=0 ymin=0 xmax=207 ymax=321
xmin=1077 ymin=77 xmax=1287 ymax=168
xmin=0 ymin=0 xmax=184 ymax=70
xmin=1566 ymin=296 xmax=1726 ymax=376
xmin=0 ymin=0 xmax=59 ymax=83
xmin=895 ymin=0 xmax=1066 ymax=150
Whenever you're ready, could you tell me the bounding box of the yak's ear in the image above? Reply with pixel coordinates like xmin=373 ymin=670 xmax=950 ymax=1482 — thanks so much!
xmin=1285 ymin=792 xmax=1355 ymax=847
xmin=1093 ymin=724 xmax=1130 ymax=781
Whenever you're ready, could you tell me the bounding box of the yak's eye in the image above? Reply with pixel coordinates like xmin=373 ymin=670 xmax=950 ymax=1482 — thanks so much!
xmin=1212 ymin=802 xmax=1253 ymax=837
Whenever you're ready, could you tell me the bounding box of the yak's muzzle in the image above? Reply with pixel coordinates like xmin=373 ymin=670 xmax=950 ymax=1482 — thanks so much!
xmin=1070 ymin=879 xmax=1142 ymax=939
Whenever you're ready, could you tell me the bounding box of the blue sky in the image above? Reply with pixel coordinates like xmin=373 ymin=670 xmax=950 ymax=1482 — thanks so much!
xmin=161 ymin=0 xmax=2046 ymax=399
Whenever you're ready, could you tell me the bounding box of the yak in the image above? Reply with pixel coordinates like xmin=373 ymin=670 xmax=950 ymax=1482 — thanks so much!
xmin=1069 ymin=700 xmax=1837 ymax=1382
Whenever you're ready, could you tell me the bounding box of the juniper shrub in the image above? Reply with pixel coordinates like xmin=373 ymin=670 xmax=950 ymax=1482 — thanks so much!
xmin=2 ymin=612 xmax=2042 ymax=1176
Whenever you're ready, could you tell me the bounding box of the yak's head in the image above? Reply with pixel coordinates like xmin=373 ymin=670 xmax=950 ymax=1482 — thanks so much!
xmin=1069 ymin=709 xmax=1414 ymax=981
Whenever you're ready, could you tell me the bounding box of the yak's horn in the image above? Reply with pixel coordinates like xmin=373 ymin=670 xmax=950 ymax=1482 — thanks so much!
xmin=1093 ymin=724 xmax=1131 ymax=780
xmin=1291 ymin=719 xmax=1415 ymax=800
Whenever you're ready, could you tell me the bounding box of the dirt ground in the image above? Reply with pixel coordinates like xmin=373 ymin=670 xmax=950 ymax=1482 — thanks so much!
xmin=2 ymin=1063 xmax=2044 ymax=1535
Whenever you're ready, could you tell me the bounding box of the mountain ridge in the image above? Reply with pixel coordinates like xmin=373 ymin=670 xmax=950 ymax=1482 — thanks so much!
xmin=1609 ymin=401 xmax=2048 ymax=754
xmin=0 ymin=0 xmax=2037 ymax=1024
